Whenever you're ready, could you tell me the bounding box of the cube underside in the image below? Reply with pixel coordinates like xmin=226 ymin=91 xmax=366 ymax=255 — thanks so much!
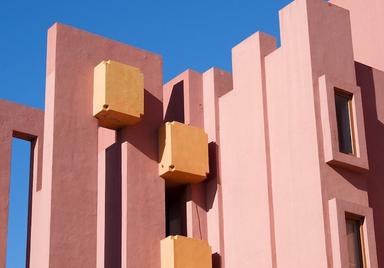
xmin=161 ymin=236 xmax=212 ymax=268
xmin=94 ymin=109 xmax=141 ymax=129
xmin=93 ymin=60 xmax=144 ymax=129
xmin=159 ymin=122 xmax=209 ymax=184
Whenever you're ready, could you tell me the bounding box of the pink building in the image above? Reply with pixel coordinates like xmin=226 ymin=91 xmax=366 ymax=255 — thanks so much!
xmin=0 ymin=0 xmax=383 ymax=267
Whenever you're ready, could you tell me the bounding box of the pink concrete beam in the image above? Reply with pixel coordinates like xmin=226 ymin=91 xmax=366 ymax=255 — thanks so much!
xmin=0 ymin=99 xmax=44 ymax=268
xmin=96 ymin=127 xmax=115 ymax=268
xmin=219 ymin=32 xmax=277 ymax=268
xmin=0 ymin=131 xmax=11 ymax=268
xmin=202 ymin=68 xmax=232 ymax=265
xmin=265 ymin=1 xmax=329 ymax=266
xmin=163 ymin=70 xmax=209 ymax=242
xmin=39 ymin=23 xmax=164 ymax=267
xmin=117 ymin=89 xmax=165 ymax=267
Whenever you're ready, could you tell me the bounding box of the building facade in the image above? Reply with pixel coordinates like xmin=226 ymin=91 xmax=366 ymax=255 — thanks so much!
xmin=0 ymin=0 xmax=383 ymax=267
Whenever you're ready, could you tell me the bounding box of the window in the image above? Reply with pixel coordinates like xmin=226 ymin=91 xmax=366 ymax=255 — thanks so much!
xmin=335 ymin=90 xmax=355 ymax=155
xmin=346 ymin=214 xmax=366 ymax=268
xmin=319 ymin=75 xmax=369 ymax=170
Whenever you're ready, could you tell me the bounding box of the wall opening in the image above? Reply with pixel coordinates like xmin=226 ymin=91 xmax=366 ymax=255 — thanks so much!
xmin=104 ymin=142 xmax=122 ymax=267
xmin=6 ymin=138 xmax=33 ymax=268
xmin=165 ymin=185 xmax=187 ymax=237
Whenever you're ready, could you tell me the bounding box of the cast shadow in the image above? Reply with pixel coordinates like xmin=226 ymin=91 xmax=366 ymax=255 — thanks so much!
xmin=206 ymin=142 xmax=219 ymax=211
xmin=104 ymin=142 xmax=122 ymax=267
xmin=164 ymin=81 xmax=185 ymax=123
xmin=212 ymin=252 xmax=222 ymax=268
xmin=355 ymin=62 xmax=384 ymax=267
xmin=118 ymin=89 xmax=163 ymax=162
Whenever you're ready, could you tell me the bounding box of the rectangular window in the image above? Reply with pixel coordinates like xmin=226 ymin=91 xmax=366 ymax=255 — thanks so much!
xmin=335 ymin=90 xmax=355 ymax=154
xmin=346 ymin=214 xmax=366 ymax=268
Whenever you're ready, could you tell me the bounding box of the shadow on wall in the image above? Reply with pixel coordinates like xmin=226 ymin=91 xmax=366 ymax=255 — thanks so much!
xmin=164 ymin=81 xmax=185 ymax=124
xmin=355 ymin=62 xmax=384 ymax=268
xmin=212 ymin=252 xmax=222 ymax=268
xmin=103 ymin=89 xmax=163 ymax=266
xmin=104 ymin=142 xmax=122 ymax=267
xmin=206 ymin=142 xmax=218 ymax=211
xmin=118 ymin=89 xmax=163 ymax=161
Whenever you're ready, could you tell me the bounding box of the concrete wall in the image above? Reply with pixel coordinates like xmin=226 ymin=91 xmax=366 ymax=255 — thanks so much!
xmin=31 ymin=23 xmax=164 ymax=268
xmin=0 ymin=0 xmax=383 ymax=267
xmin=0 ymin=100 xmax=44 ymax=268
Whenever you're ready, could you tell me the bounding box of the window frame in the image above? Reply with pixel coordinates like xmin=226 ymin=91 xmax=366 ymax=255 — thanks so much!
xmin=318 ymin=75 xmax=369 ymax=171
xmin=345 ymin=213 xmax=367 ymax=268
xmin=328 ymin=198 xmax=378 ymax=268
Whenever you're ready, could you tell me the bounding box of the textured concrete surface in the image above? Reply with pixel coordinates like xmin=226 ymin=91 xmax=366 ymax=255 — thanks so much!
xmin=161 ymin=235 xmax=212 ymax=268
xmin=93 ymin=60 xmax=144 ymax=129
xmin=0 ymin=100 xmax=44 ymax=268
xmin=159 ymin=121 xmax=209 ymax=184
xmin=0 ymin=0 xmax=383 ymax=267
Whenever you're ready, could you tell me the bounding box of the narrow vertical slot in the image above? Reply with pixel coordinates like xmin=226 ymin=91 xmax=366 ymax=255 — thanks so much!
xmin=6 ymin=138 xmax=32 ymax=268
xmin=165 ymin=185 xmax=187 ymax=237
xmin=104 ymin=142 xmax=122 ymax=267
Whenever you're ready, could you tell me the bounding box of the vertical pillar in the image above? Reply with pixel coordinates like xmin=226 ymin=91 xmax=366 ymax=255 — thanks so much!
xmin=41 ymin=23 xmax=164 ymax=267
xmin=202 ymin=68 xmax=232 ymax=267
xmin=219 ymin=32 xmax=277 ymax=268
xmin=118 ymin=87 xmax=165 ymax=267
xmin=0 ymin=99 xmax=44 ymax=268
xmin=0 ymin=131 xmax=11 ymax=268
xmin=163 ymin=70 xmax=208 ymax=241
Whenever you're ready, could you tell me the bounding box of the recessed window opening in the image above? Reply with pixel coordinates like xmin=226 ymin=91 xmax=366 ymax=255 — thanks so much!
xmin=335 ymin=89 xmax=355 ymax=155
xmin=6 ymin=138 xmax=33 ymax=268
xmin=345 ymin=213 xmax=366 ymax=268
xmin=165 ymin=185 xmax=187 ymax=237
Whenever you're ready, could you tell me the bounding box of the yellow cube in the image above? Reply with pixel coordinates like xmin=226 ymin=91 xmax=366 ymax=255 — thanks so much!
xmin=159 ymin=121 xmax=209 ymax=184
xmin=93 ymin=60 xmax=144 ymax=129
xmin=161 ymin=236 xmax=212 ymax=268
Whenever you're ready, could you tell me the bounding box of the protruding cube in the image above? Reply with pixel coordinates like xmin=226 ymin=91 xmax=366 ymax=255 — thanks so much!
xmin=93 ymin=60 xmax=144 ymax=129
xmin=161 ymin=236 xmax=212 ymax=268
xmin=159 ymin=121 xmax=209 ymax=184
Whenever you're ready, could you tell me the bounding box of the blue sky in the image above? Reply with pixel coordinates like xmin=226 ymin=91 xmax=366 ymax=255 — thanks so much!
xmin=1 ymin=0 xmax=292 ymax=266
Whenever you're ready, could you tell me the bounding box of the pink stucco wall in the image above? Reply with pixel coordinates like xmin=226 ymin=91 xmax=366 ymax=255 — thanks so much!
xmin=0 ymin=100 xmax=43 ymax=268
xmin=0 ymin=0 xmax=383 ymax=267
xmin=219 ymin=0 xmax=381 ymax=267
xmin=29 ymin=23 xmax=165 ymax=267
